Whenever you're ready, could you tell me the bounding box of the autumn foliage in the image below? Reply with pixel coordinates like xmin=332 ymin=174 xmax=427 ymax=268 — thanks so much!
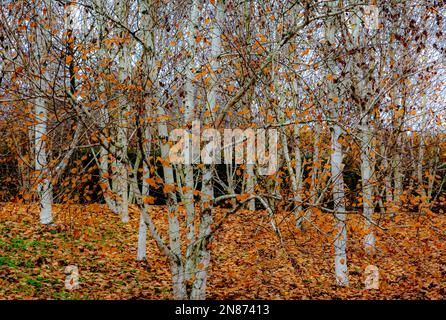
xmin=1 ymin=203 xmax=446 ymax=299
xmin=0 ymin=0 xmax=446 ymax=300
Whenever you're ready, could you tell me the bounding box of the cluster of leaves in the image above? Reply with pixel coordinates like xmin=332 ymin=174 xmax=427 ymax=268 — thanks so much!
xmin=1 ymin=203 xmax=445 ymax=299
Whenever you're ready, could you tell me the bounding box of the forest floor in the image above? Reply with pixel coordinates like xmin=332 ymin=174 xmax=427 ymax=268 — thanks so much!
xmin=1 ymin=202 xmax=445 ymax=299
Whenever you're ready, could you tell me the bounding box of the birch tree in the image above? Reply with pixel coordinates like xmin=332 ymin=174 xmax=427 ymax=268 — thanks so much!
xmin=325 ymin=0 xmax=349 ymax=286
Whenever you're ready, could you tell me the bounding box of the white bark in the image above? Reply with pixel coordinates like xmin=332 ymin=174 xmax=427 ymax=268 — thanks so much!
xmin=93 ymin=3 xmax=119 ymax=214
xmin=350 ymin=0 xmax=375 ymax=254
xmin=281 ymin=124 xmax=302 ymax=227
xmin=190 ymin=0 xmax=223 ymax=300
xmin=97 ymin=127 xmax=119 ymax=213
xmin=417 ymin=134 xmax=426 ymax=198
xmin=294 ymin=125 xmax=303 ymax=223
xmin=393 ymin=135 xmax=403 ymax=208
xmin=226 ymin=163 xmax=237 ymax=208
xmin=331 ymin=124 xmax=349 ymax=286
xmin=135 ymin=0 xmax=160 ymax=262
xmin=35 ymin=97 xmax=53 ymax=225
xmin=304 ymin=123 xmax=322 ymax=226
xmin=114 ymin=0 xmax=130 ymax=223
xmin=381 ymin=140 xmax=393 ymax=209
xmin=427 ymin=145 xmax=440 ymax=200
xmin=326 ymin=0 xmax=349 ymax=286
xmin=135 ymin=0 xmax=156 ymax=261
xmin=183 ymin=0 xmax=199 ymax=281
xmin=360 ymin=115 xmax=376 ymax=254
xmin=157 ymin=104 xmax=185 ymax=299
xmin=34 ymin=7 xmax=53 ymax=225
xmin=416 ymin=96 xmax=428 ymax=200
xmin=311 ymin=124 xmax=321 ymax=201
xmin=34 ymin=2 xmax=80 ymax=225
xmin=137 ymin=0 xmax=185 ymax=299
xmin=245 ymin=164 xmax=255 ymax=210
xmin=137 ymin=135 xmax=150 ymax=261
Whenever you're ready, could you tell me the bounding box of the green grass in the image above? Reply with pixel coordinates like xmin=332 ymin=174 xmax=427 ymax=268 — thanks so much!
xmin=0 ymin=255 xmax=18 ymax=267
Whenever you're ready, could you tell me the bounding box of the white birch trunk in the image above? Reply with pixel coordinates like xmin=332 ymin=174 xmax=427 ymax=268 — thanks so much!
xmin=157 ymin=105 xmax=185 ymax=299
xmin=34 ymin=8 xmax=53 ymax=225
xmin=350 ymin=0 xmax=375 ymax=254
xmin=226 ymin=163 xmax=236 ymax=208
xmin=393 ymin=135 xmax=403 ymax=209
xmin=98 ymin=123 xmax=118 ymax=213
xmin=326 ymin=0 xmax=349 ymax=286
xmin=417 ymin=134 xmax=426 ymax=198
xmin=311 ymin=124 xmax=321 ymax=202
xmin=427 ymin=145 xmax=440 ymax=200
xmin=190 ymin=0 xmax=223 ymax=300
xmin=136 ymin=0 xmax=157 ymax=262
xmin=304 ymin=123 xmax=322 ymax=226
xmin=183 ymin=0 xmax=199 ymax=281
xmin=35 ymin=97 xmax=53 ymax=225
xmin=137 ymin=1 xmax=155 ymax=262
xmin=115 ymin=0 xmax=130 ymax=223
xmin=246 ymin=164 xmax=255 ymax=210
xmin=331 ymin=124 xmax=349 ymax=286
xmin=416 ymin=96 xmax=428 ymax=200
xmin=281 ymin=124 xmax=302 ymax=227
xmin=360 ymin=115 xmax=376 ymax=254
xmin=381 ymin=140 xmax=393 ymax=209
xmin=138 ymin=0 xmax=185 ymax=298
xmin=137 ymin=132 xmax=150 ymax=261
xmin=294 ymin=125 xmax=303 ymax=224
xmin=93 ymin=2 xmax=119 ymax=214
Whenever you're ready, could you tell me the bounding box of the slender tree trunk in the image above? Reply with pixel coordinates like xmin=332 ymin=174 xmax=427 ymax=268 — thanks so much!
xmin=326 ymin=0 xmax=349 ymax=286
xmin=115 ymin=0 xmax=130 ymax=223
xmin=137 ymin=136 xmax=150 ymax=261
xmin=226 ymin=163 xmax=236 ymax=208
xmin=245 ymin=164 xmax=255 ymax=210
xmin=158 ymin=104 xmax=185 ymax=299
xmin=360 ymin=114 xmax=375 ymax=254
xmin=427 ymin=144 xmax=440 ymax=200
xmin=129 ymin=150 xmax=142 ymax=204
xmin=138 ymin=0 xmax=185 ymax=297
xmin=417 ymin=134 xmax=426 ymax=198
xmin=331 ymin=124 xmax=349 ymax=286
xmin=281 ymin=123 xmax=302 ymax=227
xmin=34 ymin=7 xmax=53 ymax=225
xmin=35 ymin=96 xmax=53 ymax=225
xmin=311 ymin=124 xmax=321 ymax=202
xmin=393 ymin=135 xmax=404 ymax=209
xmin=381 ymin=139 xmax=393 ymax=211
xmin=294 ymin=125 xmax=303 ymax=224
xmin=190 ymin=0 xmax=223 ymax=300
xmin=304 ymin=123 xmax=322 ymax=226
xmin=94 ymin=5 xmax=118 ymax=214
xmin=183 ymin=0 xmax=199 ymax=281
